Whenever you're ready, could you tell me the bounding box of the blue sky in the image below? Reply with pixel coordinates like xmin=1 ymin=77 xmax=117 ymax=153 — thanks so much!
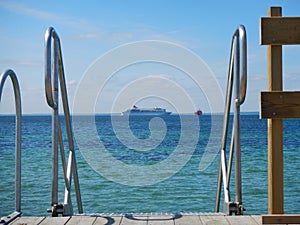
xmin=0 ymin=0 xmax=299 ymax=114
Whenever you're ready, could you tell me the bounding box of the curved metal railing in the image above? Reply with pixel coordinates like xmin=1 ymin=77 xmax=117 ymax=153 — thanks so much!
xmin=215 ymin=25 xmax=247 ymax=215
xmin=0 ymin=69 xmax=22 ymax=223
xmin=45 ymin=27 xmax=83 ymax=216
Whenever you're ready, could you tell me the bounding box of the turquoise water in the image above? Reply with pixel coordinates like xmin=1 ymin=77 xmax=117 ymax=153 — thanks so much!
xmin=0 ymin=114 xmax=300 ymax=216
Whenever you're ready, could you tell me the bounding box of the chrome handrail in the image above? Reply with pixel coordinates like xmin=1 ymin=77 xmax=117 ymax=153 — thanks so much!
xmin=0 ymin=69 xmax=22 ymax=222
xmin=215 ymin=25 xmax=247 ymax=215
xmin=45 ymin=27 xmax=83 ymax=216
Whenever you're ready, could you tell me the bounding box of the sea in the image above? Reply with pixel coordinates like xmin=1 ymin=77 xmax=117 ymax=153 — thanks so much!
xmin=0 ymin=113 xmax=300 ymax=217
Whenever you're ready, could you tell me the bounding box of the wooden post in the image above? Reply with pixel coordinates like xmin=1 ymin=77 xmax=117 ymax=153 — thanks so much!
xmin=267 ymin=6 xmax=283 ymax=214
xmin=260 ymin=6 xmax=300 ymax=223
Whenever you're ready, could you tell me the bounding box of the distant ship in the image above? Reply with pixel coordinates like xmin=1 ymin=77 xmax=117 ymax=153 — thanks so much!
xmin=122 ymin=105 xmax=171 ymax=116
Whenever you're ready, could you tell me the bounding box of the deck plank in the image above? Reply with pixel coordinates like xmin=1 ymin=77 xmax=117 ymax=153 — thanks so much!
xmin=251 ymin=215 xmax=262 ymax=225
xmin=147 ymin=215 xmax=174 ymax=225
xmin=10 ymin=216 xmax=46 ymax=225
xmin=10 ymin=214 xmax=296 ymax=225
xmin=174 ymin=215 xmax=202 ymax=225
xmin=39 ymin=216 xmax=70 ymax=225
xmin=226 ymin=216 xmax=260 ymax=225
xmin=119 ymin=215 xmax=147 ymax=225
xmin=66 ymin=216 xmax=96 ymax=225
xmin=261 ymin=214 xmax=300 ymax=224
xmin=93 ymin=215 xmax=122 ymax=225
xmin=199 ymin=215 xmax=229 ymax=225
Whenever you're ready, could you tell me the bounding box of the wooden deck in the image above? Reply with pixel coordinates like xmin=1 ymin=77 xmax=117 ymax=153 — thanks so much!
xmin=8 ymin=214 xmax=269 ymax=225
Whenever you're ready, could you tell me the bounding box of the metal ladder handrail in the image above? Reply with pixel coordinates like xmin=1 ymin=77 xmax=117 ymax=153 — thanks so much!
xmin=0 ymin=69 xmax=22 ymax=223
xmin=215 ymin=25 xmax=247 ymax=215
xmin=45 ymin=27 xmax=83 ymax=216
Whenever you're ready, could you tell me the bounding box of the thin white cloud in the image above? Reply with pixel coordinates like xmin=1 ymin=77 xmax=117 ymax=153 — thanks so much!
xmin=78 ymin=33 xmax=98 ymax=39
xmin=0 ymin=1 xmax=88 ymax=28
xmin=1 ymin=2 xmax=46 ymax=18
xmin=250 ymin=74 xmax=266 ymax=81
xmin=0 ymin=1 xmax=190 ymax=47
xmin=1 ymin=2 xmax=58 ymax=20
xmin=111 ymin=32 xmax=134 ymax=39
xmin=283 ymin=72 xmax=300 ymax=81
xmin=0 ymin=59 xmax=42 ymax=67
xmin=67 ymin=79 xmax=77 ymax=85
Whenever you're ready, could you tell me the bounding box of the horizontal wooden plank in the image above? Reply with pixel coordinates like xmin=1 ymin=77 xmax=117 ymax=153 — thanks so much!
xmin=260 ymin=91 xmax=300 ymax=119
xmin=7 ymin=215 xmax=263 ymax=225
xmin=39 ymin=216 xmax=70 ymax=225
xmin=67 ymin=216 xmax=96 ymax=225
xmin=199 ymin=215 xmax=229 ymax=225
xmin=93 ymin=216 xmax=122 ymax=225
xmin=120 ymin=215 xmax=148 ymax=225
xmin=260 ymin=17 xmax=300 ymax=45
xmin=174 ymin=215 xmax=202 ymax=225
xmin=10 ymin=216 xmax=46 ymax=225
xmin=261 ymin=214 xmax=300 ymax=224
xmin=226 ymin=216 xmax=261 ymax=225
xmin=251 ymin=215 xmax=261 ymax=224
xmin=148 ymin=215 xmax=174 ymax=225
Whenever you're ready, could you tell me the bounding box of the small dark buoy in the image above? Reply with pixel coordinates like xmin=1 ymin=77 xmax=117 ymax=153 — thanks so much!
xmin=194 ymin=110 xmax=202 ymax=116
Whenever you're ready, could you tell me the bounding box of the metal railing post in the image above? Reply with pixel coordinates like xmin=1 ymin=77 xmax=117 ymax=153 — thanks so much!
xmin=45 ymin=27 xmax=59 ymax=212
xmin=215 ymin=25 xmax=247 ymax=215
xmin=53 ymin=31 xmax=59 ymax=209
xmin=234 ymin=25 xmax=247 ymax=209
xmin=234 ymin=33 xmax=242 ymax=206
xmin=0 ymin=69 xmax=22 ymax=223
xmin=45 ymin=27 xmax=83 ymax=216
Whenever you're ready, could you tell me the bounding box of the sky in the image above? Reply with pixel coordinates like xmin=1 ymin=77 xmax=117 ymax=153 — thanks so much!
xmin=0 ymin=0 xmax=299 ymax=114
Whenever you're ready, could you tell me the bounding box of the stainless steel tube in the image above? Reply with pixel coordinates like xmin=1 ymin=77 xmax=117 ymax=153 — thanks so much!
xmin=0 ymin=69 xmax=22 ymax=213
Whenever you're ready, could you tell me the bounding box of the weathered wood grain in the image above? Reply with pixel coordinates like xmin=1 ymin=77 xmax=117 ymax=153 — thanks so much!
xmin=260 ymin=92 xmax=300 ymax=119
xmin=226 ymin=216 xmax=261 ymax=225
xmin=261 ymin=17 xmax=300 ymax=45
xmin=199 ymin=214 xmax=229 ymax=225
xmin=262 ymin=214 xmax=300 ymax=224
xmin=93 ymin=215 xmax=122 ymax=225
xmin=10 ymin=216 xmax=46 ymax=225
xmin=174 ymin=215 xmax=202 ymax=225
xmin=39 ymin=216 xmax=70 ymax=225
xmin=67 ymin=216 xmax=96 ymax=225
xmin=120 ymin=215 xmax=148 ymax=225
xmin=8 ymin=214 xmax=271 ymax=225
xmin=265 ymin=6 xmax=284 ymax=215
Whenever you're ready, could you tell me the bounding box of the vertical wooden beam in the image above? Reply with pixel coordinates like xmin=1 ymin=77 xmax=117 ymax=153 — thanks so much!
xmin=267 ymin=6 xmax=284 ymax=214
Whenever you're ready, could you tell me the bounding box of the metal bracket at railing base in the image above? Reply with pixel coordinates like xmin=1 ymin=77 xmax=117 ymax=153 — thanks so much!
xmin=0 ymin=211 xmax=21 ymax=225
xmin=223 ymin=202 xmax=245 ymax=215
xmin=47 ymin=204 xmax=63 ymax=217
xmin=47 ymin=203 xmax=72 ymax=217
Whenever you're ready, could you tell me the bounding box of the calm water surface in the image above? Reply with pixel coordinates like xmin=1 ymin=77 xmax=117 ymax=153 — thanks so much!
xmin=0 ymin=114 xmax=299 ymax=216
